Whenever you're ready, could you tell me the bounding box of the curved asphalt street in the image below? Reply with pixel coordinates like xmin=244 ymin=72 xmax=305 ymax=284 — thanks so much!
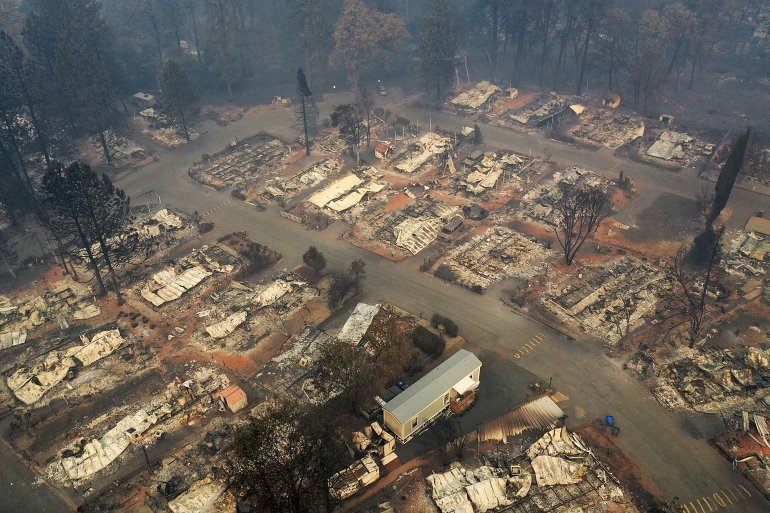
xmin=1 ymin=94 xmax=768 ymax=512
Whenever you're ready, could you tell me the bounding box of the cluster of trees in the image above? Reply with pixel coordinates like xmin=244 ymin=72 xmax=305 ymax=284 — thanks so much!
xmin=459 ymin=0 xmax=744 ymax=113
xmin=0 ymin=0 xmax=200 ymax=224
xmin=327 ymin=258 xmax=366 ymax=308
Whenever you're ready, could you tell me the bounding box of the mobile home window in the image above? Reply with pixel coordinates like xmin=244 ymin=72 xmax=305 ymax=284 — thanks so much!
xmin=411 ymin=418 xmax=418 ymax=429
xmin=444 ymin=393 xmax=450 ymax=405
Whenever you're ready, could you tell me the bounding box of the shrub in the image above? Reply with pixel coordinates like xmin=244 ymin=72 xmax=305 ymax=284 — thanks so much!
xmin=442 ymin=318 xmax=458 ymax=337
xmin=231 ymin=189 xmax=246 ymax=200
xmin=431 ymin=314 xmax=458 ymax=337
xmin=471 ymin=285 xmax=483 ymax=294
xmin=434 ymin=265 xmax=457 ymax=282
xmin=412 ymin=326 xmax=445 ymax=356
xmin=405 ymin=349 xmax=423 ymax=375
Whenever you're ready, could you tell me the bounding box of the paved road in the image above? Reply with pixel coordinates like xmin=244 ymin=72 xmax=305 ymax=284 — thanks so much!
xmin=2 ymin=96 xmax=768 ymax=512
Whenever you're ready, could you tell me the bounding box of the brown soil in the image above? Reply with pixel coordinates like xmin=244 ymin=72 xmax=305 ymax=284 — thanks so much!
xmin=383 ymin=193 xmax=413 ymax=212
xmin=578 ymin=425 xmax=665 ymax=511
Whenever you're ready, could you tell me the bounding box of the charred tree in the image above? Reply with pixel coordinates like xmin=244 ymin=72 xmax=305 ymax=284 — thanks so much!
xmin=294 ymin=67 xmax=317 ymax=156
xmin=549 ymin=176 xmax=611 ymax=265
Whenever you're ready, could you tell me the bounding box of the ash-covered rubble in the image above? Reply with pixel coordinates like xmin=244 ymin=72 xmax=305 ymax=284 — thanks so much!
xmin=47 ymin=368 xmax=230 ymax=485
xmin=439 ymin=226 xmax=553 ymax=289
xmin=392 ymin=132 xmax=452 ymax=174
xmin=522 ymin=167 xmax=610 ymax=225
xmin=189 ymin=136 xmax=287 ymax=189
xmin=351 ymin=196 xmax=461 ymax=257
xmin=263 ymin=158 xmax=342 ymax=203
xmin=6 ymin=329 xmax=125 ymax=406
xmin=139 ymin=245 xmax=240 ymax=308
xmin=458 ymin=151 xmax=537 ymax=196
xmin=255 ymin=326 xmax=337 ymax=404
xmin=189 ymin=272 xmax=318 ymax=352
xmin=0 ymin=278 xmax=97 ymax=351
xmin=427 ymin=427 xmax=635 ymax=513
xmin=545 ymin=258 xmax=664 ymax=344
xmin=640 ymin=346 xmax=770 ymax=413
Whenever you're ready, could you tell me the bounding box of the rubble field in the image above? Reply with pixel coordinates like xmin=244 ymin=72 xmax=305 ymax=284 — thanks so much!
xmin=521 ymin=166 xmax=611 ymax=226
xmin=545 ymin=257 xmax=665 ymax=345
xmin=491 ymin=92 xmax=571 ymax=128
xmin=426 ymin=427 xmax=639 ymax=513
xmin=188 ymin=271 xmax=319 ymax=353
xmin=563 ymin=106 xmax=645 ymax=150
xmin=188 ymin=135 xmax=288 ymax=190
xmin=435 ymin=226 xmax=553 ymax=290
xmin=344 ymin=196 xmax=462 ymax=260
xmin=638 ymin=129 xmax=715 ymax=169
xmin=391 ymin=132 xmax=452 ymax=175
xmin=261 ymin=157 xmax=343 ymax=205
xmin=136 ymin=108 xmax=201 ymax=148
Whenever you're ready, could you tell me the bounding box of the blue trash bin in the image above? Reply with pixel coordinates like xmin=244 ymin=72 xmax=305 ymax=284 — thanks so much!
xmin=606 ymin=415 xmax=615 ymax=426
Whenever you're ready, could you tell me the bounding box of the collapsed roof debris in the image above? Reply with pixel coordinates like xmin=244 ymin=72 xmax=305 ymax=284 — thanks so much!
xmin=522 ymin=167 xmax=609 ymax=225
xmin=350 ymin=196 xmax=461 ymax=258
xmin=328 ymin=455 xmax=380 ymax=500
xmin=50 ymin=369 xmax=229 ymax=483
xmin=190 ymin=272 xmax=318 ymax=352
xmin=650 ymin=346 xmax=770 ymax=413
xmin=206 ymin=311 xmax=247 ymax=339
xmin=450 ymin=81 xmax=501 ymax=111
xmin=392 ymin=132 xmax=451 ymax=174
xmin=567 ymin=108 xmax=645 ymax=149
xmin=264 ymin=158 xmax=342 ymax=201
xmin=429 ymin=426 xmax=631 ymax=513
xmin=140 ymin=246 xmax=238 ymax=307
xmin=439 ymin=226 xmax=553 ymax=289
xmin=506 ymin=94 xmax=571 ymax=126
xmin=138 ymin=208 xmax=185 ymax=238
xmin=256 ymin=326 xmax=336 ymax=404
xmin=141 ymin=265 xmax=212 ymax=307
xmin=393 ymin=199 xmax=461 ymax=254
xmin=189 ymin=137 xmax=287 ymax=189
xmin=1 ymin=278 xmax=95 ymax=349
xmin=479 ymin=395 xmax=565 ymax=443
xmin=462 ymin=152 xmax=533 ymax=195
xmin=338 ymin=303 xmax=381 ymax=345
xmin=427 ymin=465 xmax=514 ymax=513
xmin=546 ymin=258 xmax=664 ymax=344
xmin=89 ymin=130 xmax=147 ymax=165
xmin=168 ymin=476 xmax=228 ymax=513
xmin=7 ymin=330 xmax=125 ymax=405
xmin=643 ymin=130 xmax=714 ymax=166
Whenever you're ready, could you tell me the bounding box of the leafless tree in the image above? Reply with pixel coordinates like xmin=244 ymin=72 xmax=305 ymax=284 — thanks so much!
xmin=549 ymin=176 xmax=612 ymax=265
xmin=695 ymin=185 xmax=714 ymax=222
xmin=431 ymin=416 xmax=467 ymax=465
xmin=659 ymin=229 xmax=723 ymax=348
xmin=609 ymin=292 xmax=636 ymax=344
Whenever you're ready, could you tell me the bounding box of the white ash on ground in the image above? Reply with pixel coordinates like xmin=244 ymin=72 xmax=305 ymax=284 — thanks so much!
xmin=544 ymin=257 xmax=664 ymax=345
xmin=437 ymin=226 xmax=553 ymax=289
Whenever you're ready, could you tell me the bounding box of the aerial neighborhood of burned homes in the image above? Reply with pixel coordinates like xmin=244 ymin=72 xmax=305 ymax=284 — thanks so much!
xmin=4 ymin=3 xmax=770 ymax=513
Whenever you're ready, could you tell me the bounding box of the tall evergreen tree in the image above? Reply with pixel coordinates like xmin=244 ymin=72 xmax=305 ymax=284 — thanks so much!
xmin=0 ymin=31 xmax=50 ymax=165
xmin=294 ymin=67 xmax=317 ymax=156
xmin=41 ymin=162 xmax=134 ymax=299
xmin=23 ymin=0 xmax=124 ymax=163
xmin=419 ymin=0 xmax=457 ymax=108
xmin=158 ymin=59 xmax=200 ymax=141
xmin=708 ymin=128 xmax=750 ymax=228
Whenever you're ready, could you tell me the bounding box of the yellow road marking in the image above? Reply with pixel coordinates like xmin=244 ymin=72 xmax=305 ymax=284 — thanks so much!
xmin=681 ymin=485 xmax=753 ymax=513
xmin=513 ymin=333 xmax=545 ymax=360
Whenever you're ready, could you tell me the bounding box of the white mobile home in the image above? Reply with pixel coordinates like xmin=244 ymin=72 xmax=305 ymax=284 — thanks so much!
xmin=382 ymin=349 xmax=481 ymax=442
